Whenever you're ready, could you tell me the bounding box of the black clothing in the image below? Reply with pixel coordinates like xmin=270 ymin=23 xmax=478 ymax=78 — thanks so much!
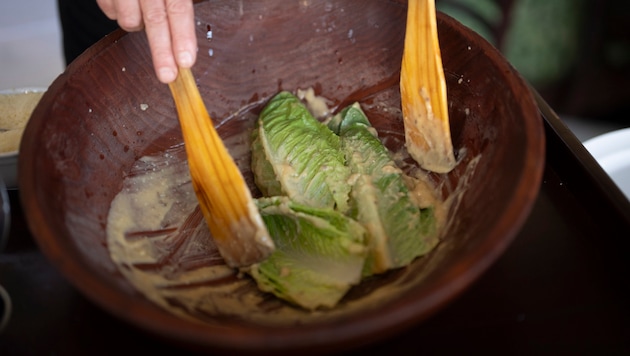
xmin=57 ymin=0 xmax=119 ymax=65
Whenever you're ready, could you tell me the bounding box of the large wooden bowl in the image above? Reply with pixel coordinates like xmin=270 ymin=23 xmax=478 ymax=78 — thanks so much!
xmin=19 ymin=0 xmax=544 ymax=354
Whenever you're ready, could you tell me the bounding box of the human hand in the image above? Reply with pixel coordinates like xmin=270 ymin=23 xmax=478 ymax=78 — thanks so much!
xmin=96 ymin=0 xmax=197 ymax=84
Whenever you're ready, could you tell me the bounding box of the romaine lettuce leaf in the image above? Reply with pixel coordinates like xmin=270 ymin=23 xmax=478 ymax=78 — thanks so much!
xmin=252 ymin=91 xmax=351 ymax=212
xmin=329 ymin=103 xmax=438 ymax=275
xmin=248 ymin=93 xmax=438 ymax=309
xmin=247 ymin=197 xmax=367 ymax=310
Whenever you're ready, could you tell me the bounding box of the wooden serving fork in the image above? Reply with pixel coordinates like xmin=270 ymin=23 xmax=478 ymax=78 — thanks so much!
xmin=400 ymin=0 xmax=456 ymax=173
xmin=168 ymin=67 xmax=275 ymax=267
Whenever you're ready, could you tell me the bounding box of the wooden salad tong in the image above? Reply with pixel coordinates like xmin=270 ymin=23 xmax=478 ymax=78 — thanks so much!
xmin=400 ymin=0 xmax=456 ymax=173
xmin=168 ymin=67 xmax=275 ymax=267
xmin=167 ymin=0 xmax=453 ymax=267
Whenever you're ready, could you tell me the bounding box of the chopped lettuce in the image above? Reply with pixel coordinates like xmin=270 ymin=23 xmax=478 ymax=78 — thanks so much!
xmin=248 ymin=92 xmax=438 ymax=310
xmin=247 ymin=197 xmax=367 ymax=310
xmin=251 ymin=91 xmax=351 ymax=212
xmin=329 ymin=104 xmax=438 ymax=275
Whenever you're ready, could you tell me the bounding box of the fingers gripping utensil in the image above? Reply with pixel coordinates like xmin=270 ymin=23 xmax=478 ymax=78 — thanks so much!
xmin=400 ymin=0 xmax=456 ymax=173
xmin=168 ymin=67 xmax=275 ymax=267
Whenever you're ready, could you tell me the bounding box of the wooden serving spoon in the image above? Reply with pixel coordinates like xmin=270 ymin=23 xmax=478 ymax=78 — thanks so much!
xmin=400 ymin=0 xmax=456 ymax=173
xmin=168 ymin=67 xmax=275 ymax=267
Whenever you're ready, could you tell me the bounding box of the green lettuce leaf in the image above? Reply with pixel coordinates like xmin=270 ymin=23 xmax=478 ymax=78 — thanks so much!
xmin=329 ymin=103 xmax=438 ymax=275
xmin=248 ymin=93 xmax=439 ymax=309
xmin=251 ymin=91 xmax=351 ymax=212
xmin=247 ymin=197 xmax=367 ymax=310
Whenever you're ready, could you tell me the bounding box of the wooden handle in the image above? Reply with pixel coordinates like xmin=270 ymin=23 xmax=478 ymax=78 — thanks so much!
xmin=169 ymin=68 xmax=274 ymax=267
xmin=400 ymin=0 xmax=456 ymax=173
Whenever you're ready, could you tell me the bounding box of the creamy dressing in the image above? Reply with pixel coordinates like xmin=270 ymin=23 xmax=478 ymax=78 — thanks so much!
xmin=401 ymin=86 xmax=457 ymax=173
xmin=106 ymin=143 xmax=448 ymax=325
xmin=297 ymin=87 xmax=331 ymax=119
xmin=105 ymin=92 xmax=479 ymax=325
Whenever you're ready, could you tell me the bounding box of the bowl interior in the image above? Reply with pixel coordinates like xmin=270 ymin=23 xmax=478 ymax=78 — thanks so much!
xmin=20 ymin=0 xmax=544 ymax=352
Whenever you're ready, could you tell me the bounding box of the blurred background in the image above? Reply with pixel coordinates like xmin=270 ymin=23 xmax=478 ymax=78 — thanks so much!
xmin=437 ymin=0 xmax=630 ymax=140
xmin=0 ymin=1 xmax=64 ymax=91
xmin=0 ymin=0 xmax=628 ymax=141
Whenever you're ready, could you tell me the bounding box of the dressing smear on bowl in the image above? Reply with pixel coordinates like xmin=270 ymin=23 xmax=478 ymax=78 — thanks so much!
xmin=106 ymin=90 xmax=479 ymax=325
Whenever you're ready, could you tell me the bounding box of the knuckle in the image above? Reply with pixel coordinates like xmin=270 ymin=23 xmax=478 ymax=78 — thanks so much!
xmin=143 ymin=8 xmax=168 ymax=25
xmin=166 ymin=0 xmax=193 ymax=15
xmin=118 ymin=18 xmax=142 ymax=31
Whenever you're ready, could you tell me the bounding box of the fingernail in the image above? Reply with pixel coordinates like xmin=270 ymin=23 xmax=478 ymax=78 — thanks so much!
xmin=158 ymin=67 xmax=177 ymax=83
xmin=178 ymin=51 xmax=193 ymax=67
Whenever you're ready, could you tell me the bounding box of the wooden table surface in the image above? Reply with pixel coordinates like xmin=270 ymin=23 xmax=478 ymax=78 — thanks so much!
xmin=1 ymin=95 xmax=629 ymax=355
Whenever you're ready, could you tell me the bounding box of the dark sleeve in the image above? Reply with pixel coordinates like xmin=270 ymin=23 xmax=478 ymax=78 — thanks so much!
xmin=57 ymin=0 xmax=120 ymax=65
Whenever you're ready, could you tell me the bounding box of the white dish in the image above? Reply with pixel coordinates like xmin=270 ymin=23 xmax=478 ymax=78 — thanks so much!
xmin=583 ymin=127 xmax=630 ymax=200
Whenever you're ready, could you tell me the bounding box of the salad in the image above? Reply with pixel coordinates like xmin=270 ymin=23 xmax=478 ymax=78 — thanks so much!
xmin=244 ymin=91 xmax=439 ymax=310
